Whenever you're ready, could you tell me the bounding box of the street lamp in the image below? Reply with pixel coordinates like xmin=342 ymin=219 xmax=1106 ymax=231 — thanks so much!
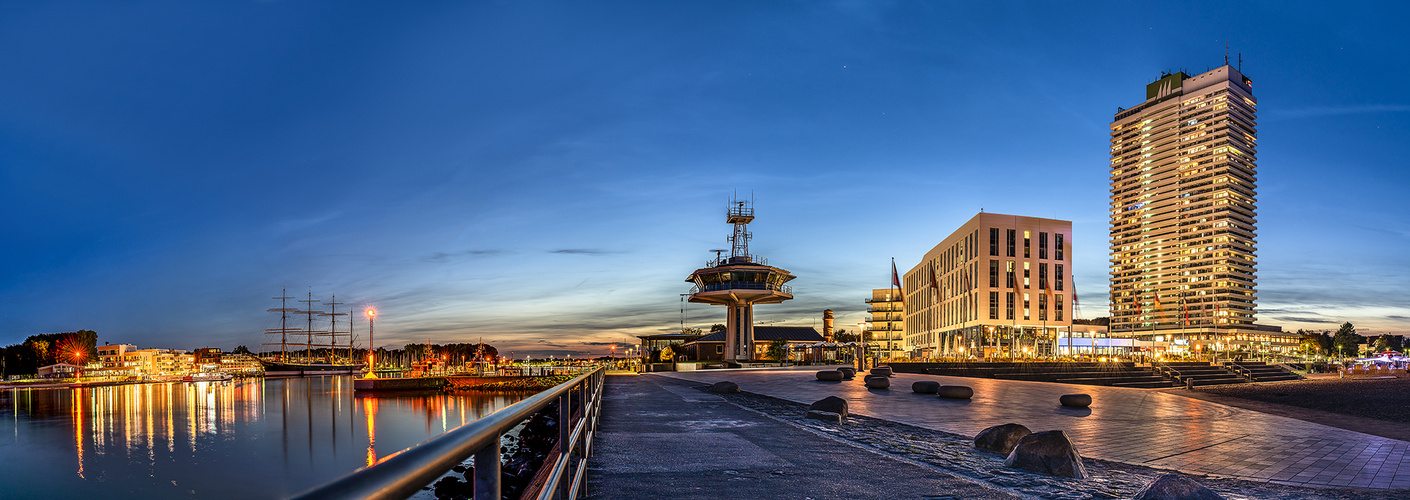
xmin=365 ymin=308 xmax=377 ymax=379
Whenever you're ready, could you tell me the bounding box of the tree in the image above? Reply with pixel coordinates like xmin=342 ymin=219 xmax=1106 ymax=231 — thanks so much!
xmin=833 ymin=329 xmax=855 ymax=342
xmin=767 ymin=339 xmax=788 ymax=362
xmin=709 ymin=324 xmax=726 ymax=333
xmin=232 ymin=345 xmax=252 ymax=355
xmin=680 ymin=327 xmax=703 ymax=335
xmin=1297 ymin=330 xmax=1323 ymax=356
xmin=1331 ymin=322 xmax=1362 ymax=358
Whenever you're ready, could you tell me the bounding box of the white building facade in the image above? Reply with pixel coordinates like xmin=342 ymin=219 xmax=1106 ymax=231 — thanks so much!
xmin=903 ymin=213 xmax=1073 ymax=360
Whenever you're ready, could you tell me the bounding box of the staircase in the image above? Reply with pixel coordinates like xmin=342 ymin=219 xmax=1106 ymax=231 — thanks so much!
xmin=1154 ymin=361 xmax=1246 ymax=386
xmin=1224 ymin=361 xmax=1303 ymax=382
xmin=915 ymin=362 xmax=1176 ymax=388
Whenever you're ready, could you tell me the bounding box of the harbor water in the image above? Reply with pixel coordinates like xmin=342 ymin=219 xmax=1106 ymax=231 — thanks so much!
xmin=0 ymin=376 xmax=529 ymax=499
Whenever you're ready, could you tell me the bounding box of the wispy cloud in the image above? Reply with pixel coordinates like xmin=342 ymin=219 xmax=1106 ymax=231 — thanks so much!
xmin=1266 ymin=104 xmax=1410 ymax=120
xmin=422 ymin=249 xmax=504 ymax=262
xmin=550 ymin=249 xmax=618 ymax=255
xmin=1271 ymin=316 xmax=1340 ymax=324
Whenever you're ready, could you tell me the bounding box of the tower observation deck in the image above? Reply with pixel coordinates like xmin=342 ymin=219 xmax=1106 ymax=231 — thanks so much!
xmin=685 ymin=197 xmax=795 ymax=362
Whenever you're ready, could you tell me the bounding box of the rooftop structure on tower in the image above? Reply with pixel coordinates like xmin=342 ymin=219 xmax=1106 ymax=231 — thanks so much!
xmin=685 ymin=196 xmax=795 ymax=362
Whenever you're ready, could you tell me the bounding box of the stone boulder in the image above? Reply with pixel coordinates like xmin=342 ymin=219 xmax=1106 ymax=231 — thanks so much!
xmin=708 ymin=381 xmax=740 ymax=394
xmin=912 ymin=381 xmax=940 ymax=394
xmin=865 ymin=377 xmax=890 ymax=389
xmin=1131 ymin=474 xmax=1224 ymax=500
xmin=804 ymin=410 xmax=843 ymax=424
xmin=936 ymin=385 xmax=974 ymax=399
xmin=808 ymin=396 xmax=849 ymax=418
xmin=816 ymin=370 xmax=843 ymax=382
xmin=973 ymin=423 xmax=1032 ymax=454
xmin=1004 ymin=430 xmax=1087 ymax=478
xmin=837 ymin=367 xmax=856 ymax=379
xmin=1059 ymin=394 xmax=1091 ymax=408
xmin=869 ymin=366 xmax=893 ymax=377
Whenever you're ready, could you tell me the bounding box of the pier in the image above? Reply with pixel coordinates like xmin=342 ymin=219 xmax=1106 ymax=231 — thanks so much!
xmin=293 ymin=366 xmax=1410 ymax=499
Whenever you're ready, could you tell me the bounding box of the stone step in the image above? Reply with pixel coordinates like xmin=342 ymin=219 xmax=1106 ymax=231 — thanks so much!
xmin=1191 ymin=377 xmax=1246 ymax=386
xmin=1250 ymin=374 xmax=1301 ymax=382
xmin=1054 ymin=376 xmax=1168 ymax=386
xmin=994 ymin=370 xmax=1153 ymax=381
xmin=1112 ymin=380 xmax=1178 ymax=388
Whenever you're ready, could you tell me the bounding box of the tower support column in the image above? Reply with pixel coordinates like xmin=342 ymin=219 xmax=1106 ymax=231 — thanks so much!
xmin=725 ymin=302 xmax=755 ymax=361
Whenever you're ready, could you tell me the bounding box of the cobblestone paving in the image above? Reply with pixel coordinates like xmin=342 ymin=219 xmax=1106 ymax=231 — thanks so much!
xmin=660 ymin=367 xmax=1410 ymax=491
xmin=697 ymin=382 xmax=1406 ymax=500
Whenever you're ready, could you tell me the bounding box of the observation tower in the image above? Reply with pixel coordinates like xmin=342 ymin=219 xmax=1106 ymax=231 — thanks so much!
xmin=685 ymin=197 xmax=795 ymax=362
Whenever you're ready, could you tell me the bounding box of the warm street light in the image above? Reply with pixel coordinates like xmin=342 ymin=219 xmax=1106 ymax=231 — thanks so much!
xmin=364 ymin=307 xmax=377 ymax=379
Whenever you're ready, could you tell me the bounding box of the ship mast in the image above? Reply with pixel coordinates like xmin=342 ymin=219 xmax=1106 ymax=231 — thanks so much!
xmin=299 ymin=290 xmax=320 ymax=364
xmin=322 ymin=294 xmax=348 ymax=363
xmin=264 ymin=288 xmax=298 ymax=362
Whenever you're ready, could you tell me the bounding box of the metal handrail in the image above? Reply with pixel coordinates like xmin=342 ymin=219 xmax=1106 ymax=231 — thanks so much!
xmin=292 ymin=366 xmax=607 ymax=500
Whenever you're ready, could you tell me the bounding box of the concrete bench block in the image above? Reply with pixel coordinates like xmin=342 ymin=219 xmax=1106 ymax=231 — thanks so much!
xmin=865 ymin=377 xmax=890 ymax=389
xmin=869 ymin=366 xmax=893 ymax=377
xmin=1059 ymin=394 xmax=1092 ymax=408
xmin=837 ymin=367 xmax=856 ymax=379
xmin=937 ymin=385 xmax=974 ymax=399
xmin=912 ymin=381 xmax=940 ymax=394
xmin=816 ymin=370 xmax=843 ymax=382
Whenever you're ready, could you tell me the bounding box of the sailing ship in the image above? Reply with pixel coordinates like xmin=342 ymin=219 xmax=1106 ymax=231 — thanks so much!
xmin=261 ymin=288 xmax=365 ymax=376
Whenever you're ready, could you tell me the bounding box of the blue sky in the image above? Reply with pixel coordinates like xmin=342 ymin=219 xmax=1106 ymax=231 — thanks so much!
xmin=2 ymin=1 xmax=1407 ymax=357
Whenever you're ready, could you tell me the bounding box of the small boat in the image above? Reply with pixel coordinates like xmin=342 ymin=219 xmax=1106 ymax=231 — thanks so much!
xmin=183 ymin=372 xmax=233 ymax=382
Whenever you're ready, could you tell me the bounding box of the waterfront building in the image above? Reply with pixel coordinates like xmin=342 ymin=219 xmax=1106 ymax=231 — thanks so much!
xmin=681 ymin=326 xmax=825 ymax=361
xmin=93 ymin=344 xmax=193 ymax=378
xmin=903 ymin=213 xmax=1072 ymax=359
xmin=1108 ymin=64 xmax=1295 ymax=353
xmin=865 ymin=289 xmax=905 ymax=360
xmin=220 ymin=353 xmax=264 ymax=375
xmin=37 ymin=363 xmax=84 ymax=379
xmin=685 ymin=197 xmax=796 ymax=363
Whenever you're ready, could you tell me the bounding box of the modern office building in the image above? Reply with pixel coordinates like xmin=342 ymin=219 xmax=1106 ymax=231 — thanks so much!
xmin=903 ymin=213 xmax=1072 ymax=359
xmin=1108 ymin=64 xmax=1290 ymax=353
xmin=865 ymin=288 xmax=905 ymax=360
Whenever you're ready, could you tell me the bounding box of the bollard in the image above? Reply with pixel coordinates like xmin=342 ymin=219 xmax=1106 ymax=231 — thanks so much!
xmin=1185 ymin=378 xmax=1193 ymax=390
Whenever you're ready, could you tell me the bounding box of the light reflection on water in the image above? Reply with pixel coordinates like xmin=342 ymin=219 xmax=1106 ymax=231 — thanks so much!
xmin=0 ymin=377 xmax=526 ymax=499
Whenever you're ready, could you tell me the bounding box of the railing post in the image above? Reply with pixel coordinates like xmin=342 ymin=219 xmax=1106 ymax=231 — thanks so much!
xmin=475 ymin=435 xmax=501 ymax=500
xmin=557 ymin=391 xmax=570 ymax=500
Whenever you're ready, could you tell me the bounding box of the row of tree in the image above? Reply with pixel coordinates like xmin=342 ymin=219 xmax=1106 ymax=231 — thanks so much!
xmin=2 ymin=330 xmax=100 ymax=378
xmin=1297 ymin=322 xmax=1403 ymax=358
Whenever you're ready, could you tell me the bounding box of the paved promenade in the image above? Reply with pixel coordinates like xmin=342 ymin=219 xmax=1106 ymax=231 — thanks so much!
xmin=658 ymin=366 xmax=1410 ymax=490
xmin=584 ymin=372 xmax=1022 ymax=499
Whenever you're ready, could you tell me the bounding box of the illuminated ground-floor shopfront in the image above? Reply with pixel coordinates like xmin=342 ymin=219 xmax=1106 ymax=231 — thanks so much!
xmin=909 ymin=324 xmax=1075 ymax=360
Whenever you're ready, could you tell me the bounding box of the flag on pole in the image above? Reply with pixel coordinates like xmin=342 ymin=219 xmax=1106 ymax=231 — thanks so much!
xmin=930 ymin=265 xmax=940 ymax=296
xmin=1181 ymin=295 xmax=1189 ymax=326
xmin=891 ymin=258 xmax=904 ymax=308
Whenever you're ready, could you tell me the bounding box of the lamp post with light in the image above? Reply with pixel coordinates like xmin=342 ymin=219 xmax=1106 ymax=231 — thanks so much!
xmin=365 ymin=308 xmax=377 ymax=378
